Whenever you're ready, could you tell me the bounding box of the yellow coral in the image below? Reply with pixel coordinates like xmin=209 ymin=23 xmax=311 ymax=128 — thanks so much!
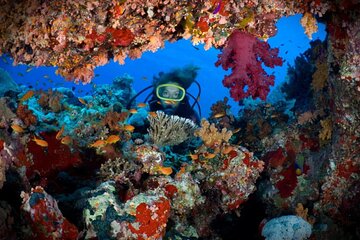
xmin=194 ymin=119 xmax=232 ymax=147
xmin=319 ymin=118 xmax=332 ymax=141
xmin=312 ymin=62 xmax=328 ymax=91
xmin=300 ymin=12 xmax=318 ymax=39
xmin=295 ymin=203 xmax=315 ymax=225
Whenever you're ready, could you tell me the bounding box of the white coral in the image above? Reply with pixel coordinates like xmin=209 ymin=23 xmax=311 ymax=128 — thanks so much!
xmin=262 ymin=215 xmax=312 ymax=240
xmin=147 ymin=111 xmax=197 ymax=147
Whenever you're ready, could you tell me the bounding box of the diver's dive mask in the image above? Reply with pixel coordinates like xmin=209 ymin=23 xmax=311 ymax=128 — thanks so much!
xmin=156 ymin=84 xmax=186 ymax=102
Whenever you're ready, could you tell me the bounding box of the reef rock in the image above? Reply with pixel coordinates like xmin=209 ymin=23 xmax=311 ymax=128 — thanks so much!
xmin=0 ymin=68 xmax=18 ymax=97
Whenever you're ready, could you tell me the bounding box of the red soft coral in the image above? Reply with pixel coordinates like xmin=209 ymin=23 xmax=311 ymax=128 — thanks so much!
xmin=215 ymin=30 xmax=283 ymax=101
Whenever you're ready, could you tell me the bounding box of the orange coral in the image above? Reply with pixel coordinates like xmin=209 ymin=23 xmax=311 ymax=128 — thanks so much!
xmin=37 ymin=90 xmax=63 ymax=113
xmin=128 ymin=197 xmax=171 ymax=240
xmin=295 ymin=203 xmax=315 ymax=225
xmin=300 ymin=12 xmax=318 ymax=39
xmin=102 ymin=111 xmax=128 ymax=132
xmin=16 ymin=104 xmax=37 ymax=127
xmin=312 ymin=61 xmax=328 ymax=91
xmin=194 ymin=119 xmax=232 ymax=148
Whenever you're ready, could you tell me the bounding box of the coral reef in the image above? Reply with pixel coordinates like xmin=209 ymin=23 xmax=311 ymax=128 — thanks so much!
xmin=0 ymin=0 xmax=336 ymax=84
xmin=0 ymin=0 xmax=359 ymax=239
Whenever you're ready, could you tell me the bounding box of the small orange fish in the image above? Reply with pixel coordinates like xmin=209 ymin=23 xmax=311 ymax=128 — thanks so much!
xmin=222 ymin=145 xmax=234 ymax=155
xmin=123 ymin=125 xmax=135 ymax=132
xmin=137 ymin=103 xmax=147 ymax=108
xmin=233 ymin=128 xmax=241 ymax=134
xmin=106 ymin=135 xmax=120 ymax=144
xmin=61 ymin=136 xmax=72 ymax=145
xmin=179 ymin=166 xmax=186 ymax=174
xmin=164 ymin=100 xmax=176 ymax=105
xmin=78 ymin=97 xmax=87 ymax=105
xmin=56 ymin=125 xmax=65 ymax=140
xmin=213 ymin=112 xmax=226 ymax=118
xmin=20 ymin=90 xmax=35 ymax=102
xmin=175 ymin=166 xmax=186 ymax=178
xmin=11 ymin=124 xmax=24 ymax=133
xmin=189 ymin=153 xmax=199 ymax=160
xmin=148 ymin=111 xmax=157 ymax=118
xmin=89 ymin=139 xmax=106 ymax=148
xmin=129 ymin=109 xmax=138 ymax=114
xmin=203 ymin=152 xmax=217 ymax=159
xmin=33 ymin=137 xmax=48 ymax=147
xmin=158 ymin=166 xmax=173 ymax=175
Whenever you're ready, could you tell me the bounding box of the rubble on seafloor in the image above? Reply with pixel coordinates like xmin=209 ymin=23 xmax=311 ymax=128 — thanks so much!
xmin=0 ymin=0 xmax=359 ymax=239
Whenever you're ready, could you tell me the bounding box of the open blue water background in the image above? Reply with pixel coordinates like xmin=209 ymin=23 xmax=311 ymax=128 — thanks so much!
xmin=0 ymin=14 xmax=326 ymax=118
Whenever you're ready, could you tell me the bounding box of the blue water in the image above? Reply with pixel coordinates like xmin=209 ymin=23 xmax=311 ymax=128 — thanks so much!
xmin=0 ymin=14 xmax=326 ymax=118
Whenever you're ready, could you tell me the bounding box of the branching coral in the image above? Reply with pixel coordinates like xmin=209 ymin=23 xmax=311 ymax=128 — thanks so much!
xmin=194 ymin=119 xmax=232 ymax=148
xmin=215 ymin=30 xmax=283 ymax=101
xmin=300 ymin=12 xmax=319 ymax=39
xmin=312 ymin=61 xmax=329 ymax=91
xmin=319 ymin=118 xmax=332 ymax=141
xmin=147 ymin=111 xmax=197 ymax=147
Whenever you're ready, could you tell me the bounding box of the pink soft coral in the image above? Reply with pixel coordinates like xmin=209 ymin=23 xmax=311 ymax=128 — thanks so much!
xmin=215 ymin=30 xmax=283 ymax=101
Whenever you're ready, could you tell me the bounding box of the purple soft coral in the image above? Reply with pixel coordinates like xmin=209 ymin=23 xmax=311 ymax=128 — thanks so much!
xmin=215 ymin=30 xmax=283 ymax=101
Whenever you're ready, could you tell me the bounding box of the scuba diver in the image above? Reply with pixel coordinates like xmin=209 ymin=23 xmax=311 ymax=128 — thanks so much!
xmin=127 ymin=65 xmax=202 ymax=124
